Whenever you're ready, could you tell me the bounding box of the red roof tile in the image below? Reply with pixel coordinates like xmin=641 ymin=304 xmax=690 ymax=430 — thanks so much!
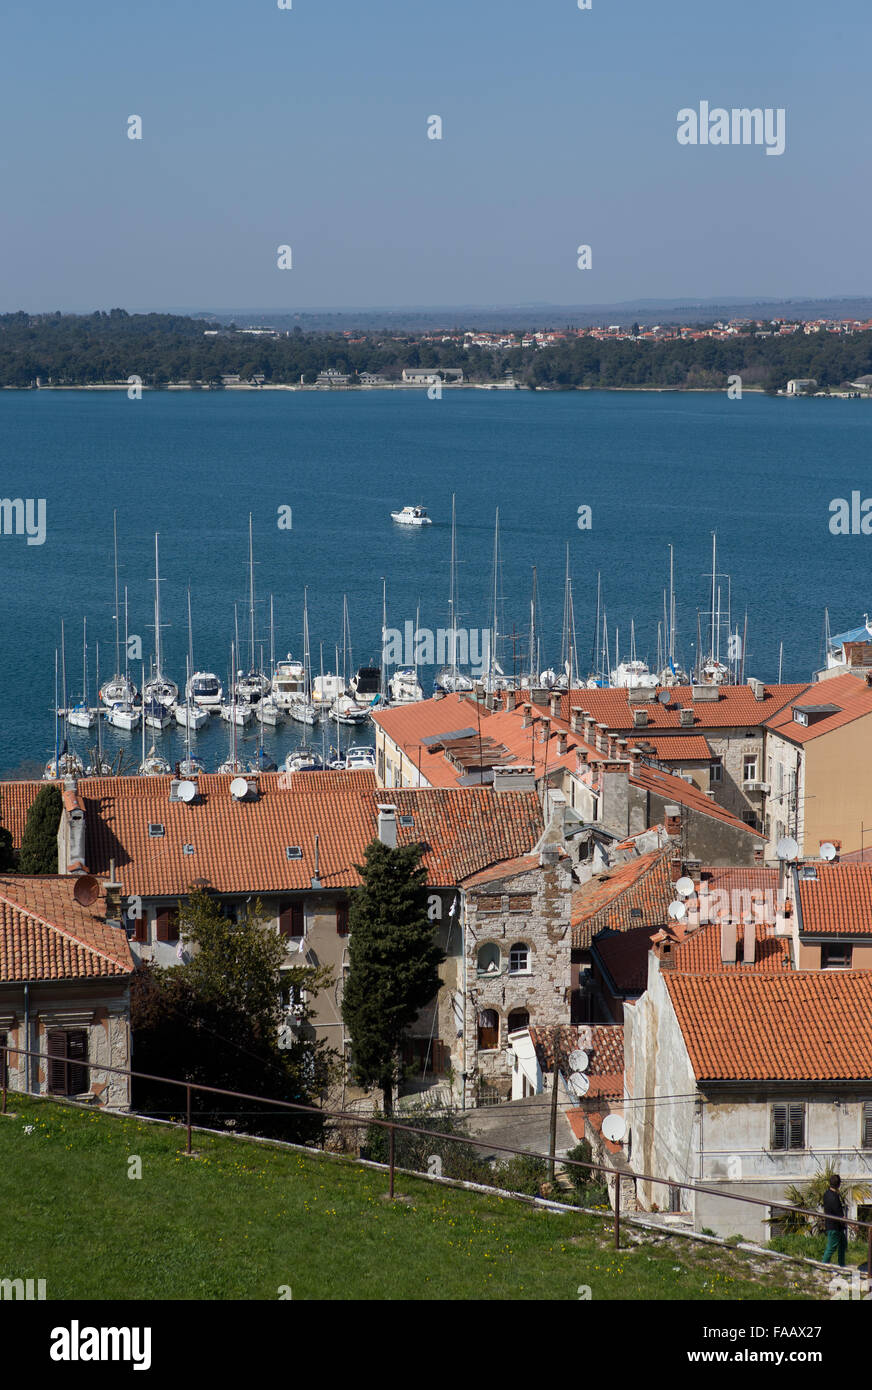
xmin=529 ymin=1024 xmax=623 ymax=1098
xmin=0 ymin=875 xmax=133 ymax=982
xmin=669 ymin=921 xmax=792 ymax=972
xmin=796 ymin=862 xmax=872 ymax=936
xmin=629 ymin=762 xmax=765 ymax=837
xmin=571 ymin=848 xmax=675 ymax=949
xmin=664 ymin=972 xmax=872 ymax=1080
xmin=764 ymin=672 xmax=872 ymax=744
xmin=563 ymin=683 xmax=807 ymax=731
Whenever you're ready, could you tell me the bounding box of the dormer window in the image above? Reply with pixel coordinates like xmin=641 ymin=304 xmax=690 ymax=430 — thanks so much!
xmin=793 ymin=709 xmax=808 ymax=727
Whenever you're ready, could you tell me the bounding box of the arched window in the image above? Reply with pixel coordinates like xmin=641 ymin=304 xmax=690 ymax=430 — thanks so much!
xmin=508 ymin=942 xmax=529 ymax=974
xmin=476 ymin=943 xmax=501 ymax=976
xmin=477 ymin=1009 xmax=499 ymax=1051
xmin=507 ymin=1008 xmax=530 ymax=1034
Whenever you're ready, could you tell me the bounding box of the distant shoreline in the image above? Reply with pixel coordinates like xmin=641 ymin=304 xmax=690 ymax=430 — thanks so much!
xmin=1 ymin=382 xmax=784 ymax=395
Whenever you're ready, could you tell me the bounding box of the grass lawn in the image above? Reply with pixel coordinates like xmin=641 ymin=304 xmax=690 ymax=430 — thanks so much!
xmin=0 ymin=1096 xmax=832 ymax=1300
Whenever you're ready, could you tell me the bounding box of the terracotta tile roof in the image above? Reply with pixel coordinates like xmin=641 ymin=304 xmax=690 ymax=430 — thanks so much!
xmin=529 ymin=1024 xmax=623 ymax=1099
xmin=463 ymin=853 xmax=543 ymax=887
xmin=571 ymin=848 xmax=675 ymax=948
xmin=664 ymin=972 xmax=872 ymax=1081
xmin=796 ymin=862 xmax=872 ymax=936
xmin=764 ymin=672 xmax=872 ymax=744
xmin=373 ymin=694 xmax=593 ymax=786
xmin=591 ymin=926 xmax=655 ymax=993
xmin=562 ymin=683 xmax=807 ymax=731
xmin=0 ymin=875 xmax=133 ymax=982
xmin=699 ymin=865 xmax=779 ymax=897
xmin=669 ymin=921 xmax=792 ymax=972
xmin=0 ymin=780 xmax=43 ymax=848
xmin=69 ymin=774 xmax=544 ymax=898
xmin=629 ymin=761 xmax=765 ymax=837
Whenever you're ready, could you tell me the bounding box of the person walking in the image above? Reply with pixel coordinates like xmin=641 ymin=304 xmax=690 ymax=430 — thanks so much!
xmin=822 ymin=1174 xmax=848 ymax=1266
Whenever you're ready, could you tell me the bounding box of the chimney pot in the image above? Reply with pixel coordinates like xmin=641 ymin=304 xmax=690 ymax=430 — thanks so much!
xmin=377 ymin=804 xmax=398 ymax=848
xmin=521 ymin=703 xmax=533 ymax=728
xmin=549 ymin=693 xmax=561 ymax=719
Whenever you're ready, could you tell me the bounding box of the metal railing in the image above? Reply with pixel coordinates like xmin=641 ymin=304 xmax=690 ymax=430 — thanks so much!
xmin=3 ymin=1041 xmax=870 ymax=1269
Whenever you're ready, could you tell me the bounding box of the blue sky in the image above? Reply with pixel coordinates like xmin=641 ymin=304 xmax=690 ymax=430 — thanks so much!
xmin=0 ymin=0 xmax=867 ymax=311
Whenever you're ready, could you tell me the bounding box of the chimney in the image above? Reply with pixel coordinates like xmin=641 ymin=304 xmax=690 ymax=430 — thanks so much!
xmin=506 ymin=688 xmax=518 ymax=711
xmin=521 ymin=703 xmax=533 ymax=728
xmin=538 ymin=716 xmax=551 ymax=744
xmin=103 ymin=858 xmax=124 ymax=920
xmin=570 ymin=710 xmax=584 ymax=734
xmin=556 ymin=730 xmax=568 ymax=755
xmin=632 ymin=708 xmax=648 ymax=728
xmin=57 ymin=782 xmax=87 ymax=875
xmin=720 ymin=921 xmax=737 ymax=964
xmin=628 ymin=745 xmax=643 ymax=777
xmin=663 ymin=803 xmax=681 ymax=837
xmin=616 ymin=738 xmax=628 ymax=759
xmin=377 ymin=804 xmax=398 ymax=848
xmin=742 ymin=919 xmax=756 ymax=965
xmin=596 ymin=723 xmax=609 ymax=752
xmin=748 ymin=677 xmax=765 ymax=701
xmin=484 ymin=691 xmax=495 ymax=711
xmin=583 ymin=713 xmax=595 ymax=741
xmin=549 ymin=693 xmax=561 ymax=719
xmin=679 ymin=707 xmax=694 ymax=727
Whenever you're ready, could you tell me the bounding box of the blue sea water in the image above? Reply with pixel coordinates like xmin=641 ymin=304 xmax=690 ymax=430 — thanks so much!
xmin=1 ymin=386 xmax=871 ymax=778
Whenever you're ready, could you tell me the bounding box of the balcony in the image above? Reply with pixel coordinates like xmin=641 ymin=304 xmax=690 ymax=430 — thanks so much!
xmin=743 ymin=780 xmax=770 ymax=794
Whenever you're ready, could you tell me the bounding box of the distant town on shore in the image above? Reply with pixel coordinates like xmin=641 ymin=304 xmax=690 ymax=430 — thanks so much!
xmin=4 ymin=308 xmax=872 ymax=395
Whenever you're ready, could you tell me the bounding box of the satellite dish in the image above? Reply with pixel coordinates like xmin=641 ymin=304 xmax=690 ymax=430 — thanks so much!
xmin=569 ymin=1072 xmax=590 ymax=1098
xmin=230 ymin=776 xmax=248 ymax=801
xmin=668 ymin=900 xmax=687 ymax=921
xmin=658 ymin=690 xmax=671 ymax=705
xmin=776 ymin=836 xmax=800 ymax=861
xmin=820 ymin=842 xmax=837 ymax=862
xmin=73 ymin=874 xmax=101 ymax=907
xmin=602 ymin=1114 xmax=627 ymax=1143
xmin=568 ymin=1049 xmax=589 ymax=1073
xmin=177 ymin=780 xmax=196 ymax=804
xmin=675 ymin=876 xmax=695 ymax=899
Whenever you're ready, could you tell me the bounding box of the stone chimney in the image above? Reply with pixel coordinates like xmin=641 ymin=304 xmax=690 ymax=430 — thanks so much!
xmin=596 ymin=723 xmax=609 ymax=753
xmin=538 ymin=716 xmax=551 ymax=744
xmin=720 ymin=921 xmax=737 ymax=964
xmin=600 ymin=762 xmax=630 ymax=835
xmin=556 ymin=730 xmax=568 ymax=755
xmin=549 ymin=693 xmax=561 ymax=719
xmin=57 ymin=780 xmax=87 ymax=875
xmin=583 ymin=713 xmax=595 ymax=742
xmin=628 ymin=745 xmax=643 ymax=777
xmin=521 ymin=703 xmax=533 ymax=729
xmin=377 ymin=804 xmax=398 ymax=848
xmin=506 ymin=688 xmax=518 ymax=711
xmin=570 ymin=710 xmax=584 ymax=734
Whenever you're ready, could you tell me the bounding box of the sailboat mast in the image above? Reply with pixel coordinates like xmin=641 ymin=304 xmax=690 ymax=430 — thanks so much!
xmin=153 ymin=534 xmax=162 ymax=680
xmin=54 ymin=648 xmax=59 ymax=774
xmin=668 ymin=543 xmax=675 ymax=666
xmin=187 ymin=587 xmax=195 ymax=678
xmin=710 ymin=532 xmax=717 ymax=663
xmin=248 ymin=512 xmax=256 ymax=673
xmin=490 ymin=508 xmax=500 ymax=687
xmin=113 ymin=510 xmax=121 ymax=680
xmin=124 ymin=587 xmax=130 ymax=687
xmin=269 ymin=594 xmax=276 ymax=679
xmin=592 ymin=571 xmax=601 ymax=677
xmin=381 ymin=578 xmax=388 ymax=700
xmin=529 ymin=567 xmax=538 ymax=684
xmin=82 ymin=617 xmax=88 ymax=705
xmin=448 ymin=493 xmax=458 ymax=675
xmin=95 ymin=642 xmax=102 ymax=759
xmin=60 ymin=619 xmax=67 ymax=725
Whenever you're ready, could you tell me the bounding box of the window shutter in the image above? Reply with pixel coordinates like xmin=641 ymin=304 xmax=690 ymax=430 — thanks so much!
xmin=155 ymin=909 xmax=170 ymax=942
xmin=47 ymin=1029 xmax=69 ymax=1094
xmin=864 ymin=1102 xmax=872 ymax=1150
xmin=291 ymin=904 xmax=304 ymax=936
xmin=337 ymin=902 xmax=349 ymax=936
xmin=133 ymin=915 xmax=147 ymax=944
xmin=771 ymin=1103 xmax=787 ymax=1150
xmin=278 ymin=903 xmax=294 ymax=938
xmin=788 ymin=1103 xmax=805 ymax=1150
xmin=67 ymin=1029 xmax=88 ymax=1095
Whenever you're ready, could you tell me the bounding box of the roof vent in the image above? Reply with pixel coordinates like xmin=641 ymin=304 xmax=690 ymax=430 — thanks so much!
xmin=399 ymin=814 xmax=414 ymax=827
xmin=183 ymin=844 xmax=195 ymax=856
xmin=798 ymin=866 xmax=818 ymax=881
xmin=748 ymin=677 xmax=765 ymax=700
xmin=148 ymin=823 xmax=165 ymax=838
xmin=632 ymin=708 xmax=648 ymax=727
xmin=692 ymin=685 xmax=721 ymax=702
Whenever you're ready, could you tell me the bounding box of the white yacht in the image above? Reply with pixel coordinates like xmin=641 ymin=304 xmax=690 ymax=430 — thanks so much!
xmin=283 ymin=748 xmax=324 ymax=773
xmin=220 ymin=698 xmax=253 ymax=726
xmin=330 ymin=694 xmax=370 ymax=726
xmin=139 ymin=743 xmax=171 ymax=776
xmin=174 ymin=700 xmax=208 ymax=732
xmin=107 ymin=700 xmax=140 ymax=732
xmin=611 ymin=659 xmax=658 ymax=689
xmin=143 ymin=534 xmax=178 ymax=710
xmin=234 ymin=669 xmax=270 ymax=705
xmin=388 ymin=667 xmax=423 ymax=704
xmin=101 ymin=512 xmax=138 ymax=710
xmin=391 ymin=504 xmax=432 ymax=526
xmin=313 ymin=672 xmax=345 ymax=713
xmin=187 ymin=671 xmax=223 ymax=710
xmin=345 ymin=746 xmax=377 ymax=771
xmin=349 ymin=665 xmax=382 ymax=710
xmin=272 ymin=656 xmax=306 ymax=708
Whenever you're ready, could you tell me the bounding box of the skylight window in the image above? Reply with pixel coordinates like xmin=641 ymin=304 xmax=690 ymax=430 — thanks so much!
xmin=148 ymin=824 xmax=165 ymax=838
xmin=286 ymin=846 xmax=303 ymax=861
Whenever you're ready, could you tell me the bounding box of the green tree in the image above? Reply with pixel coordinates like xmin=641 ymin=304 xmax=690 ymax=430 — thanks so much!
xmin=130 ymin=889 xmax=336 ymax=1139
xmin=19 ymin=784 xmax=62 ymax=874
xmin=341 ymin=840 xmax=444 ymax=1114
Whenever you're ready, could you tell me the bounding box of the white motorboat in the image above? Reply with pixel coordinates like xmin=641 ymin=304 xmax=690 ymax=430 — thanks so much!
xmin=234 ymin=669 xmax=270 ymax=705
xmin=345 ymin=746 xmax=376 ymax=770
xmin=143 ymin=534 xmax=178 ymax=710
xmin=44 ymin=750 xmax=84 ymax=781
xmin=611 ymin=659 xmax=658 ymax=689
xmin=388 ymin=667 xmax=423 ymax=704
xmin=283 ymin=748 xmax=324 ymax=773
xmin=174 ymin=701 xmax=208 ymax=731
xmin=391 ymin=504 xmax=432 ymax=526
xmin=107 ymin=701 xmax=140 ymax=732
xmin=258 ymin=695 xmax=285 ymax=726
xmin=187 ymin=671 xmax=223 ymax=709
xmin=272 ymin=656 xmax=306 ymax=708
xmin=349 ymin=665 xmax=382 ymax=708
xmin=221 ymin=699 xmax=253 ymax=726
xmin=330 ymin=694 xmax=370 ymax=726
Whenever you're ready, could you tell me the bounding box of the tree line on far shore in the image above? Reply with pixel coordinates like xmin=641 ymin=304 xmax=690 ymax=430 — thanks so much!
xmin=1 ymin=309 xmax=872 ymax=392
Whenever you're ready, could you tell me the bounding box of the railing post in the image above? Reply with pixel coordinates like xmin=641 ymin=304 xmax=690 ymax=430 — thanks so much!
xmin=388 ymin=1124 xmax=395 ymax=1199
xmin=867 ymin=1222 xmax=872 ymax=1288
xmin=1 ymin=1044 xmax=6 ymax=1115
xmin=186 ymin=1084 xmax=192 ymax=1155
xmin=614 ymin=1170 xmax=621 ymax=1249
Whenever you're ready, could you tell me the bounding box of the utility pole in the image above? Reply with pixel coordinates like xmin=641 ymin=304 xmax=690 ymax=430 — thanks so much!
xmin=549 ymin=1037 xmax=561 ymax=1183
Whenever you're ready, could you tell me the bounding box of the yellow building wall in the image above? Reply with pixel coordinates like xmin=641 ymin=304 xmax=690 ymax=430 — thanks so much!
xmin=803 ymin=715 xmax=872 ymax=855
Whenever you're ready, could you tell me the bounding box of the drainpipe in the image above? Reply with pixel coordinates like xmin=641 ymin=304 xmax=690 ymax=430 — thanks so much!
xmin=461 ymin=891 xmax=467 ymax=1112
xmin=23 ymin=982 xmax=31 ymax=1093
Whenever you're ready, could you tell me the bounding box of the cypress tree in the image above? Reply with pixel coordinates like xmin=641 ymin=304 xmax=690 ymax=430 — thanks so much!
xmin=18 ymin=784 xmax=63 ymax=875
xmin=341 ymin=839 xmax=444 ymax=1115
xmin=0 ymin=811 xmax=14 ymax=872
